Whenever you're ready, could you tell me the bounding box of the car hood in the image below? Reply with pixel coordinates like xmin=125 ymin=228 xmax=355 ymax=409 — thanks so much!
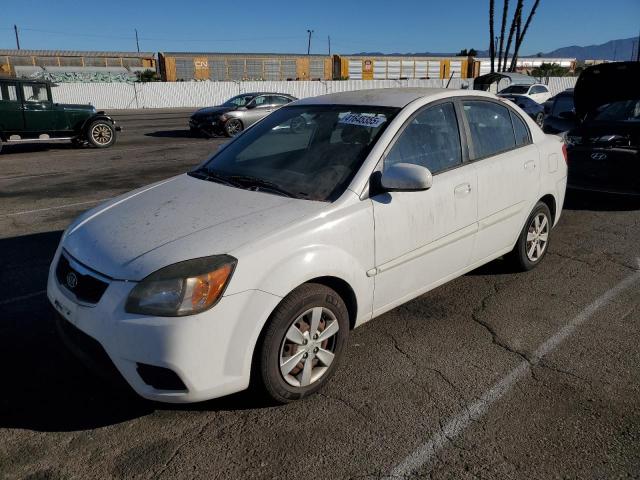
xmin=62 ymin=174 xmax=326 ymax=280
xmin=192 ymin=106 xmax=234 ymax=118
xmin=574 ymin=62 xmax=640 ymax=119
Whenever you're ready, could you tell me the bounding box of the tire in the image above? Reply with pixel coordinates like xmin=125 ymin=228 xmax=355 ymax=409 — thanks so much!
xmin=535 ymin=112 xmax=544 ymax=128
xmin=223 ymin=118 xmax=243 ymax=137
xmin=0 ymin=138 xmax=3 ymax=154
xmin=507 ymin=202 xmax=552 ymax=271
xmin=256 ymin=283 xmax=349 ymax=403
xmin=86 ymin=120 xmax=116 ymax=148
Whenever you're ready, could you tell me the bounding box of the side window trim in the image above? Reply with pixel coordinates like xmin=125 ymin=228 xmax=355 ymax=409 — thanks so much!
xmin=509 ymin=110 xmax=532 ymax=146
xmin=380 ymin=100 xmax=466 ymax=177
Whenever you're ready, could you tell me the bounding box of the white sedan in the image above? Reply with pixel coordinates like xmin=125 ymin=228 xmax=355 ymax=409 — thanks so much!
xmin=48 ymin=88 xmax=567 ymax=403
xmin=498 ymin=83 xmax=553 ymax=103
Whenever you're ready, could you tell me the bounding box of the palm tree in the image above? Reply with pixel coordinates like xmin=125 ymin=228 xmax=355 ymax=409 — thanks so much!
xmin=509 ymin=0 xmax=541 ymax=71
xmin=489 ymin=0 xmax=496 ymax=72
xmin=502 ymin=0 xmax=523 ymax=72
xmin=497 ymin=0 xmax=509 ymax=71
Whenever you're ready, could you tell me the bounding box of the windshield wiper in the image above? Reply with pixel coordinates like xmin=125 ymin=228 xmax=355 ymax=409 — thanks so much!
xmin=189 ymin=169 xmax=241 ymax=188
xmin=227 ymin=175 xmax=299 ymax=198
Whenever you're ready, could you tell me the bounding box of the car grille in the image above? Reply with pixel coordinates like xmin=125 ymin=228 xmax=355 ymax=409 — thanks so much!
xmin=55 ymin=252 xmax=109 ymax=304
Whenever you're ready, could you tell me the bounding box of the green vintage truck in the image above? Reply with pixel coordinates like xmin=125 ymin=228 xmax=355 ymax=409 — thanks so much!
xmin=0 ymin=78 xmax=119 ymax=152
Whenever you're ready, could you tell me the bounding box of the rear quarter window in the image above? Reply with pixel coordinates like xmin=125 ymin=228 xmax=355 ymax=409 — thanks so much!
xmin=463 ymin=101 xmax=516 ymax=159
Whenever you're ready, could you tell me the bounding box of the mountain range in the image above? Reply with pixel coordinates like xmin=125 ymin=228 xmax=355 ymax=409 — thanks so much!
xmin=352 ymin=36 xmax=639 ymax=61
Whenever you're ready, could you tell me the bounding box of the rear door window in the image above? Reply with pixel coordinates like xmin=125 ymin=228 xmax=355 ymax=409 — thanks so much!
xmin=463 ymin=101 xmax=516 ymax=159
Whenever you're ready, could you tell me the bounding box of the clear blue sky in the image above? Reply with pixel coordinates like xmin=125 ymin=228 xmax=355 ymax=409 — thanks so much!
xmin=2 ymin=0 xmax=639 ymax=55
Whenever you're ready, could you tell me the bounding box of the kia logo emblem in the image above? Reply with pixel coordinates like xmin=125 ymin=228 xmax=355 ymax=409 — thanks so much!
xmin=66 ymin=272 xmax=78 ymax=289
xmin=590 ymin=153 xmax=607 ymax=161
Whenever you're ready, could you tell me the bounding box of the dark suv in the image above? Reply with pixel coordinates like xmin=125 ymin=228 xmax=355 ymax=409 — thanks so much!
xmin=0 ymin=78 xmax=119 ymax=152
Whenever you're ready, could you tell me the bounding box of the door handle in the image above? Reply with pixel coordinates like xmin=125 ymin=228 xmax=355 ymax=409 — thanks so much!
xmin=524 ymin=160 xmax=536 ymax=171
xmin=454 ymin=183 xmax=472 ymax=197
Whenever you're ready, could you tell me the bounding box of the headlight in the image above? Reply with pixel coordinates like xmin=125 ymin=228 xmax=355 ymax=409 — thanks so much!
xmin=125 ymin=255 xmax=236 ymax=316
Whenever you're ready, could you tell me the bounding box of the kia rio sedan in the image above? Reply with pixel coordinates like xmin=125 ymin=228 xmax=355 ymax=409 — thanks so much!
xmin=48 ymin=88 xmax=567 ymax=404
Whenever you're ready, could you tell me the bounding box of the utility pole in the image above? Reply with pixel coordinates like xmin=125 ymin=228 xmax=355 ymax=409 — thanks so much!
xmin=307 ymin=29 xmax=313 ymax=55
xmin=14 ymin=25 xmax=20 ymax=50
xmin=135 ymin=28 xmax=140 ymax=53
xmin=328 ymin=35 xmax=331 ymax=56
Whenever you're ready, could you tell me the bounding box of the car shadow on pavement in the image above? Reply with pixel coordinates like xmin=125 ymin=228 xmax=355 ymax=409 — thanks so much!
xmin=564 ymin=189 xmax=640 ymax=212
xmin=0 ymin=231 xmax=267 ymax=432
xmin=145 ymin=130 xmax=203 ymax=139
xmin=0 ymin=143 xmax=78 ymax=155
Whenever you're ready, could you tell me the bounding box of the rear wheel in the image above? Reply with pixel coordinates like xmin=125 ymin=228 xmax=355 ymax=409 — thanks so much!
xmin=86 ymin=120 xmax=116 ymax=148
xmin=256 ymin=283 xmax=349 ymax=403
xmin=223 ymin=118 xmax=243 ymax=137
xmin=507 ymin=202 xmax=552 ymax=271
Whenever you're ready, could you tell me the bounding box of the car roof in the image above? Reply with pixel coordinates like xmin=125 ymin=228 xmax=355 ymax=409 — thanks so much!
xmin=240 ymin=92 xmax=295 ymax=97
xmin=294 ymin=88 xmax=493 ymax=108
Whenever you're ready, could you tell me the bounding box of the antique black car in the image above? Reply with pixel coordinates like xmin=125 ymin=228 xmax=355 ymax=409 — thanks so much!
xmin=0 ymin=78 xmax=119 ymax=152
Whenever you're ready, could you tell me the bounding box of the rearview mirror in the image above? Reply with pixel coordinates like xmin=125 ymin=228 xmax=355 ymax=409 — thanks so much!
xmin=380 ymin=163 xmax=433 ymax=192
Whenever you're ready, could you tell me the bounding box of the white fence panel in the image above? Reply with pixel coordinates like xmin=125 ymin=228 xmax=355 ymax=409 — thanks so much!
xmin=52 ymin=83 xmax=139 ymax=109
xmin=545 ymin=77 xmax=577 ymax=95
xmin=51 ymin=77 xmax=573 ymax=110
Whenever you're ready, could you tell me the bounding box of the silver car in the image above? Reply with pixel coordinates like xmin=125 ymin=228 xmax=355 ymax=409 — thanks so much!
xmin=189 ymin=92 xmax=297 ymax=137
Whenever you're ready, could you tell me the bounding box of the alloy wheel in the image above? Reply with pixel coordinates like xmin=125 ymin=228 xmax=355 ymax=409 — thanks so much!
xmin=526 ymin=212 xmax=549 ymax=262
xmin=226 ymin=119 xmax=242 ymax=136
xmin=279 ymin=307 xmax=340 ymax=387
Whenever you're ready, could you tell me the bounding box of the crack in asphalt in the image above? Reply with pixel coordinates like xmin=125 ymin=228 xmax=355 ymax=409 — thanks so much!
xmin=469 ymin=282 xmax=533 ymax=368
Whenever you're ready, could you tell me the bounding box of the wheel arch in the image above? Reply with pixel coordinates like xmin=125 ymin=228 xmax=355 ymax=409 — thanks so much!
xmin=81 ymin=113 xmax=116 ymax=134
xmin=539 ymin=193 xmax=557 ymax=224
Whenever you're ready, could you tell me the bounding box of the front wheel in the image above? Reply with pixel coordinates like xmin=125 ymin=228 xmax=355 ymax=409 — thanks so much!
xmin=86 ymin=120 xmax=116 ymax=148
xmin=535 ymin=112 xmax=544 ymax=128
xmin=256 ymin=283 xmax=349 ymax=403
xmin=223 ymin=118 xmax=243 ymax=137
xmin=507 ymin=202 xmax=552 ymax=271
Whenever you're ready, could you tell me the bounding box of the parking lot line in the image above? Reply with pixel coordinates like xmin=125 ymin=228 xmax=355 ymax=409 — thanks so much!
xmin=386 ymin=262 xmax=640 ymax=479
xmin=1 ymin=199 xmax=109 ymax=218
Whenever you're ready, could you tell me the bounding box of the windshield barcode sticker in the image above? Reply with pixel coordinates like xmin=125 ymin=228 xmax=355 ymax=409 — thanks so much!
xmin=339 ymin=113 xmax=386 ymax=128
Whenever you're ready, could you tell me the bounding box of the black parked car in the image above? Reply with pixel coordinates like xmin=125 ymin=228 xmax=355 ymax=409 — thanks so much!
xmin=543 ymin=89 xmax=577 ymax=134
xmin=500 ymin=94 xmax=545 ymax=127
xmin=565 ymin=62 xmax=640 ymax=195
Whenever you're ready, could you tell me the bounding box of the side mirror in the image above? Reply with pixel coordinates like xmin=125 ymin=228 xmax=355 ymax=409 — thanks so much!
xmin=380 ymin=163 xmax=433 ymax=192
xmin=559 ymin=110 xmax=576 ymax=120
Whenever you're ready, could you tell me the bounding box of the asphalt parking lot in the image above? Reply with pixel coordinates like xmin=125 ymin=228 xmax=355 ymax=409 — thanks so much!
xmin=1 ymin=109 xmax=639 ymax=479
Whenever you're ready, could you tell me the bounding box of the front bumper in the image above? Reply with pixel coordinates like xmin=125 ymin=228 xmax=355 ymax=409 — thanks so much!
xmin=47 ymin=248 xmax=282 ymax=403
xmin=189 ymin=117 xmax=222 ymax=135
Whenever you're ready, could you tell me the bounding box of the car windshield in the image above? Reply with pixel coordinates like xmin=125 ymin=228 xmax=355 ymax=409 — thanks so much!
xmin=593 ymin=99 xmax=640 ymax=122
xmin=500 ymin=85 xmax=530 ymax=94
xmin=551 ymin=95 xmax=575 ymax=117
xmin=192 ymin=104 xmax=400 ymax=201
xmin=222 ymin=94 xmax=256 ymax=108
